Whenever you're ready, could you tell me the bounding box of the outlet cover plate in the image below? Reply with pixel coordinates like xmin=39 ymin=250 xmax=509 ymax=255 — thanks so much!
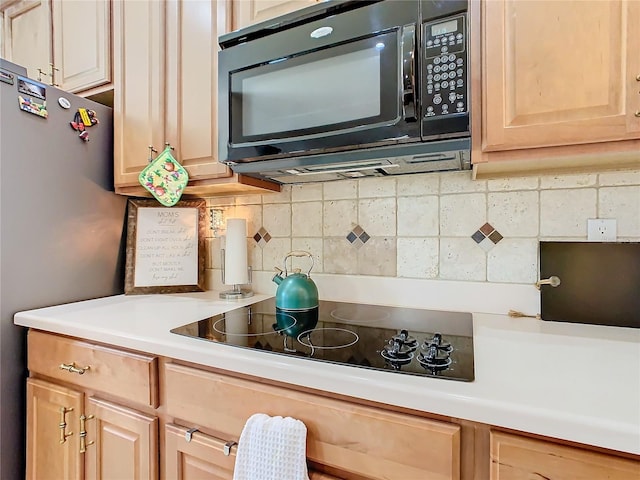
xmin=587 ymin=218 xmax=617 ymax=241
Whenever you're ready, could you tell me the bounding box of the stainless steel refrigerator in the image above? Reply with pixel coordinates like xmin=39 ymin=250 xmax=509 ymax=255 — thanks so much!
xmin=0 ymin=59 xmax=127 ymax=480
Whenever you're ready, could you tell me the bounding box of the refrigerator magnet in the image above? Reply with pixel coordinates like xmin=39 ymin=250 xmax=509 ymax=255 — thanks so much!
xmin=70 ymin=109 xmax=99 ymax=141
xmin=17 ymin=77 xmax=46 ymax=100
xmin=58 ymin=97 xmax=71 ymax=109
xmin=0 ymin=69 xmax=14 ymax=85
xmin=18 ymin=96 xmax=48 ymax=118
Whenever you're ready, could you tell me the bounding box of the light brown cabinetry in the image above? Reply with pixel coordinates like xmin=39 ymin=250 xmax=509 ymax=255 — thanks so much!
xmin=85 ymin=397 xmax=158 ymax=480
xmin=26 ymin=378 xmax=83 ymax=480
xmin=164 ymin=362 xmax=462 ymax=480
xmin=1 ymin=0 xmax=51 ymax=80
xmin=113 ymin=0 xmax=280 ymax=197
xmin=490 ymin=430 xmax=640 ymax=480
xmin=25 ymin=331 xmax=159 ymax=480
xmin=165 ymin=423 xmax=237 ymax=480
xmin=52 ymin=0 xmax=111 ymax=94
xmin=473 ymin=0 xmax=640 ymax=177
xmin=1 ymin=0 xmax=111 ymax=94
xmin=232 ymin=0 xmax=318 ymax=30
xmin=112 ymin=0 xmax=164 ymax=190
xmin=24 ymin=330 xmax=640 ymax=480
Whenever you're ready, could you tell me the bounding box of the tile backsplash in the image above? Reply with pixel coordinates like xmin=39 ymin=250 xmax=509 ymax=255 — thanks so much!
xmin=205 ymin=169 xmax=640 ymax=287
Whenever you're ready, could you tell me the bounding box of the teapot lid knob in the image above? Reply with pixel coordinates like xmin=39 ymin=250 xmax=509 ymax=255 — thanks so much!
xmin=293 ymin=268 xmax=301 ymax=274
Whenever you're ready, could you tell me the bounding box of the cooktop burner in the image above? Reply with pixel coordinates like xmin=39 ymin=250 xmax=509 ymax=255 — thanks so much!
xmin=170 ymin=298 xmax=474 ymax=381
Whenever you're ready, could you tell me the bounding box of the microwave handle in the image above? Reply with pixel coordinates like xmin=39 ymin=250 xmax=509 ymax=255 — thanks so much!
xmin=401 ymin=24 xmax=417 ymax=122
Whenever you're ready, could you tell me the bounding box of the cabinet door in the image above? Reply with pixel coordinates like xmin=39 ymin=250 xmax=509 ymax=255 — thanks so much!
xmin=113 ymin=0 xmax=165 ymax=188
xmin=26 ymin=378 xmax=83 ymax=480
xmin=164 ymin=423 xmax=346 ymax=480
xmin=52 ymin=0 xmax=110 ymax=93
xmin=84 ymin=397 xmax=158 ymax=480
xmin=165 ymin=423 xmax=236 ymax=480
xmin=232 ymin=0 xmax=317 ymax=30
xmin=490 ymin=431 xmax=640 ymax=480
xmin=165 ymin=0 xmax=230 ymax=180
xmin=483 ymin=0 xmax=640 ymax=151
xmin=1 ymin=0 xmax=51 ymax=80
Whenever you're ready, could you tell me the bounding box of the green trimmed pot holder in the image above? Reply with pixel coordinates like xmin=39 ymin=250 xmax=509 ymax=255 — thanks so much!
xmin=138 ymin=146 xmax=189 ymax=206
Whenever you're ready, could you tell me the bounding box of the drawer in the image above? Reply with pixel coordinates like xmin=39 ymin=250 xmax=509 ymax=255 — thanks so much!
xmin=28 ymin=330 xmax=158 ymax=407
xmin=164 ymin=363 xmax=460 ymax=480
xmin=490 ymin=430 xmax=640 ymax=480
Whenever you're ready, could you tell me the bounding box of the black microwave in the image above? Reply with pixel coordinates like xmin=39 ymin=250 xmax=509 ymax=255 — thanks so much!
xmin=218 ymin=0 xmax=471 ymax=183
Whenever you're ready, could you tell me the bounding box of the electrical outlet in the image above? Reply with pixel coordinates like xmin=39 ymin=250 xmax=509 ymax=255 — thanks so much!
xmin=587 ymin=218 xmax=617 ymax=242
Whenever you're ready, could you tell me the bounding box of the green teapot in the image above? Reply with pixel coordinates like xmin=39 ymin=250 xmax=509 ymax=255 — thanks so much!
xmin=272 ymin=251 xmax=319 ymax=312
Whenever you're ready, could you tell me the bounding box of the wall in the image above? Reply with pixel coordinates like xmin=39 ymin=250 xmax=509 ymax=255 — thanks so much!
xmin=204 ymin=169 xmax=640 ymax=289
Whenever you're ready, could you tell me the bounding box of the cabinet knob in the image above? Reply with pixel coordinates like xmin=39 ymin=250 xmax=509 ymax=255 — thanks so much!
xmin=635 ymin=111 xmax=640 ymax=118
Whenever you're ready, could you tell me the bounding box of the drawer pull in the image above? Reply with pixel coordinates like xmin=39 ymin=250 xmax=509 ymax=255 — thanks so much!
xmin=79 ymin=414 xmax=95 ymax=453
xmin=185 ymin=427 xmax=199 ymax=443
xmin=59 ymin=362 xmax=90 ymax=375
xmin=58 ymin=407 xmax=73 ymax=444
xmin=224 ymin=441 xmax=237 ymax=456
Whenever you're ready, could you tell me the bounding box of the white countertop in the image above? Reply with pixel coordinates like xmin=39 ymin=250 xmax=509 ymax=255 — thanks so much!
xmin=14 ymin=283 xmax=640 ymax=456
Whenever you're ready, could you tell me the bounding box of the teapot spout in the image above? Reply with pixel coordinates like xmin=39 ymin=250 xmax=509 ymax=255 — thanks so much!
xmin=272 ymin=267 xmax=284 ymax=285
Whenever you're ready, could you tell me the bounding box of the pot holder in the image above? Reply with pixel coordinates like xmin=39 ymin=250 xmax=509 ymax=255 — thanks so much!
xmin=138 ymin=146 xmax=189 ymax=206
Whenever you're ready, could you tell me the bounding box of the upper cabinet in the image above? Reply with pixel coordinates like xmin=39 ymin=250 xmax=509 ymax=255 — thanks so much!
xmin=113 ymin=0 xmax=280 ymax=197
xmin=1 ymin=0 xmax=51 ymax=81
xmin=52 ymin=0 xmax=111 ymax=93
xmin=473 ymin=0 xmax=640 ymax=177
xmin=1 ymin=0 xmax=111 ymax=94
xmin=232 ymin=0 xmax=318 ymax=30
xmin=112 ymin=0 xmax=165 ymax=189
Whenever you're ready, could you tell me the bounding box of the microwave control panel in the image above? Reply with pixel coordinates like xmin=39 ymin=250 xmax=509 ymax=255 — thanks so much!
xmin=422 ymin=14 xmax=467 ymax=120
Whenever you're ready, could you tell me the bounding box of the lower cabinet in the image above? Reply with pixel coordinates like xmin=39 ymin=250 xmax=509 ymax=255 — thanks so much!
xmin=26 ymin=378 xmax=158 ymax=480
xmin=26 ymin=378 xmax=83 ymax=480
xmin=490 ymin=430 xmax=640 ymax=480
xmin=25 ymin=330 xmax=159 ymax=480
xmin=85 ymin=398 xmax=158 ymax=479
xmin=165 ymin=423 xmax=236 ymax=480
xmin=24 ymin=330 xmax=640 ymax=480
xmin=163 ymin=362 xmax=462 ymax=480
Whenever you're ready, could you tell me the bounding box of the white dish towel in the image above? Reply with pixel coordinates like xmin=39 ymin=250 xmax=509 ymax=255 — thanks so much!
xmin=233 ymin=413 xmax=310 ymax=480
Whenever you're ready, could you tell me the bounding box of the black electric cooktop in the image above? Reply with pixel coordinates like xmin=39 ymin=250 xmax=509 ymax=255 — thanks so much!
xmin=170 ymin=298 xmax=475 ymax=381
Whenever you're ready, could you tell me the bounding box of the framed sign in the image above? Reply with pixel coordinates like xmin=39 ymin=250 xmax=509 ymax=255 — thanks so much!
xmin=125 ymin=198 xmax=206 ymax=294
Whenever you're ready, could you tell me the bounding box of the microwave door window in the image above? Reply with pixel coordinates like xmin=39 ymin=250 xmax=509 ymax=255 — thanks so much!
xmin=243 ymin=48 xmax=380 ymax=137
xmin=229 ymin=31 xmax=400 ymax=146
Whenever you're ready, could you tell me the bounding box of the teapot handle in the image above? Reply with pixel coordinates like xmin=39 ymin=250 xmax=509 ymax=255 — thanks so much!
xmin=283 ymin=251 xmax=314 ymax=277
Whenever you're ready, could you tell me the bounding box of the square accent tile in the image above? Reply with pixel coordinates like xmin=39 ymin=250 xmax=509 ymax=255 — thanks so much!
xmin=471 ymin=223 xmax=503 ymax=250
xmin=347 ymin=225 xmax=370 ymax=248
xmin=478 ymin=237 xmax=496 ymax=252
xmin=488 ymin=230 xmax=503 ymax=244
xmin=253 ymin=227 xmax=272 ymax=247
xmin=479 ymin=222 xmax=495 ymax=235
xmin=471 ymin=230 xmax=485 ymax=244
